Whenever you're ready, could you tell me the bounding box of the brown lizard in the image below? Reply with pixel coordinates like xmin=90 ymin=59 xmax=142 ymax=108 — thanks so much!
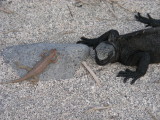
xmin=0 ymin=49 xmax=58 ymax=84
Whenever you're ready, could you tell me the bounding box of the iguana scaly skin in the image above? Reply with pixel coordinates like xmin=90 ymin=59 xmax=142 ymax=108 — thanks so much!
xmin=77 ymin=13 xmax=160 ymax=84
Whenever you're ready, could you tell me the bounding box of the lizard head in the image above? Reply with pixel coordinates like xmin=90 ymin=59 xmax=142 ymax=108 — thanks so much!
xmin=94 ymin=41 xmax=118 ymax=66
xmin=49 ymin=49 xmax=58 ymax=62
xmin=49 ymin=49 xmax=57 ymax=58
xmin=49 ymin=49 xmax=57 ymax=54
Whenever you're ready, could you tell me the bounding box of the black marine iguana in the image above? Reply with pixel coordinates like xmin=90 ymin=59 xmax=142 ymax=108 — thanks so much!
xmin=77 ymin=13 xmax=160 ymax=84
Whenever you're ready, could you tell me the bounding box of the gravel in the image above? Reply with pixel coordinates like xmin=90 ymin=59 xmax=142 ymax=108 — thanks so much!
xmin=0 ymin=0 xmax=160 ymax=120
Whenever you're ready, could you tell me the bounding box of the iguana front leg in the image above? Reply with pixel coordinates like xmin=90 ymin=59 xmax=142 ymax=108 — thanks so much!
xmin=77 ymin=30 xmax=119 ymax=49
xmin=117 ymin=52 xmax=150 ymax=84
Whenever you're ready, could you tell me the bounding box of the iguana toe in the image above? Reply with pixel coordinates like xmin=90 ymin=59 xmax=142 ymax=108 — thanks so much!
xmin=117 ymin=69 xmax=141 ymax=84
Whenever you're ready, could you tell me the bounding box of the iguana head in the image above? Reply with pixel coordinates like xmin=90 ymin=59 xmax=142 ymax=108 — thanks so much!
xmin=95 ymin=41 xmax=118 ymax=66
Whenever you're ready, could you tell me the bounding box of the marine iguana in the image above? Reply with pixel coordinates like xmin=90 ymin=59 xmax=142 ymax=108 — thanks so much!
xmin=77 ymin=13 xmax=160 ymax=84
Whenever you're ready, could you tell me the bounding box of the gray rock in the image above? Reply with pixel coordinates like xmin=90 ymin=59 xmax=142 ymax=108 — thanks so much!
xmin=1 ymin=43 xmax=89 ymax=81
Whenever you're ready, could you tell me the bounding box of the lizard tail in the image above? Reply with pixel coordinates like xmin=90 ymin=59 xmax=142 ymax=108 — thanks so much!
xmin=0 ymin=76 xmax=28 ymax=84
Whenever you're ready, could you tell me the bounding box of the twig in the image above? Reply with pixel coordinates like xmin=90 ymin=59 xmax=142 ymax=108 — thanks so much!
xmin=102 ymin=0 xmax=117 ymax=19
xmin=74 ymin=0 xmax=83 ymax=7
xmin=114 ymin=2 xmax=133 ymax=13
xmin=109 ymin=0 xmax=134 ymax=13
xmin=82 ymin=61 xmax=101 ymax=86
xmin=153 ymin=80 xmax=160 ymax=84
xmin=67 ymin=5 xmax=73 ymax=18
xmin=1 ymin=29 xmax=19 ymax=34
xmin=62 ymin=30 xmax=75 ymax=35
xmin=85 ymin=106 xmax=109 ymax=113
xmin=75 ymin=0 xmax=91 ymax=5
xmin=0 ymin=7 xmax=14 ymax=14
xmin=74 ymin=0 xmax=99 ymax=7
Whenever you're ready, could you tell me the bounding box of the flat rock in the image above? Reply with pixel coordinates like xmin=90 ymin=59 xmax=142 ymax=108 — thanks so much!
xmin=1 ymin=43 xmax=89 ymax=81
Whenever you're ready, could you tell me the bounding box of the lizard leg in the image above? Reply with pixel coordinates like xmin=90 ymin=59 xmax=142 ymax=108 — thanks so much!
xmin=27 ymin=76 xmax=39 ymax=85
xmin=12 ymin=76 xmax=39 ymax=84
xmin=15 ymin=62 xmax=32 ymax=71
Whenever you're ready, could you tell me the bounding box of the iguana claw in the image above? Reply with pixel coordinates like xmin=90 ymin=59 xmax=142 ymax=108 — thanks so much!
xmin=117 ymin=69 xmax=141 ymax=84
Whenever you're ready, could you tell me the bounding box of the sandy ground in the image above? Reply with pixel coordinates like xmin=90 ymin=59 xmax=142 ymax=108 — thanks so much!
xmin=0 ymin=0 xmax=160 ymax=120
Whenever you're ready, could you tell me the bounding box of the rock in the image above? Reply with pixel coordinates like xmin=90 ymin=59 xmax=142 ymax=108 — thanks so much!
xmin=1 ymin=43 xmax=89 ymax=81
